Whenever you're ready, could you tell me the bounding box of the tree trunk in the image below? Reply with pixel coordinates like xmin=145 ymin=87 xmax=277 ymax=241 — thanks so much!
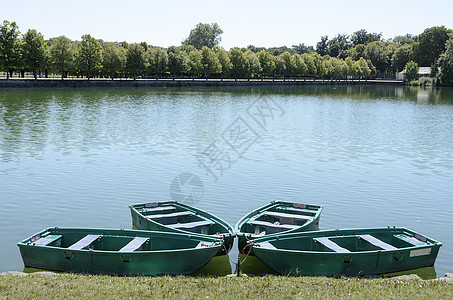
xmin=6 ymin=68 xmax=10 ymax=79
xmin=33 ymin=70 xmax=37 ymax=80
xmin=61 ymin=70 xmax=64 ymax=80
xmin=87 ymin=70 xmax=91 ymax=80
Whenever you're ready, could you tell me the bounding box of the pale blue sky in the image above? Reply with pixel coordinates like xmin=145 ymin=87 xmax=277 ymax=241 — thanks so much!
xmin=2 ymin=0 xmax=453 ymax=49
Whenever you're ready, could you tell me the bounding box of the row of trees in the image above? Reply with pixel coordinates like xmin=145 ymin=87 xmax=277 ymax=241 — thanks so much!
xmin=0 ymin=21 xmax=375 ymax=80
xmin=310 ymin=27 xmax=453 ymax=79
xmin=1 ymin=20 xmax=452 ymax=85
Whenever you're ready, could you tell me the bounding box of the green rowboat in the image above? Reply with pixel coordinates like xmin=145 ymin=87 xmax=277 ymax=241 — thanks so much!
xmin=18 ymin=227 xmax=222 ymax=276
xmin=249 ymin=227 xmax=442 ymax=276
xmin=235 ymin=201 xmax=322 ymax=254
xmin=129 ymin=201 xmax=235 ymax=255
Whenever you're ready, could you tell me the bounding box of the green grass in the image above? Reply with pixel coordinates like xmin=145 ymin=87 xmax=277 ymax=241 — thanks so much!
xmin=0 ymin=274 xmax=451 ymax=299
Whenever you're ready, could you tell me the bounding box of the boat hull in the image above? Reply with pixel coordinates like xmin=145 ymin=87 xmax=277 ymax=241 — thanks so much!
xmin=235 ymin=201 xmax=322 ymax=254
xmin=250 ymin=228 xmax=441 ymax=276
xmin=130 ymin=201 xmax=235 ymax=255
xmin=18 ymin=228 xmax=222 ymax=276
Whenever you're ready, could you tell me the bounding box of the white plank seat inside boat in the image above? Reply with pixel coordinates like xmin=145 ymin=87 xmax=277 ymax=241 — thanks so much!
xmin=167 ymin=220 xmax=213 ymax=229
xmin=67 ymin=235 xmax=101 ymax=250
xmin=250 ymin=220 xmax=299 ymax=230
xmin=394 ymin=233 xmax=427 ymax=246
xmin=146 ymin=211 xmax=194 ymax=220
xmin=119 ymin=237 xmax=149 ymax=252
xmin=265 ymin=211 xmax=312 ymax=221
xmin=279 ymin=207 xmax=319 ymax=214
xmin=196 ymin=242 xmax=216 ymax=248
xmin=31 ymin=234 xmax=62 ymax=246
xmin=314 ymin=237 xmax=351 ymax=252
xmin=255 ymin=242 xmax=277 ymax=250
xmin=359 ymin=234 xmax=397 ymax=250
xmin=143 ymin=205 xmax=176 ymax=212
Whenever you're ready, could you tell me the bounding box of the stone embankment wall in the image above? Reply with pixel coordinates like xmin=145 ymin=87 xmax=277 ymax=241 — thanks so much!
xmin=0 ymin=78 xmax=403 ymax=88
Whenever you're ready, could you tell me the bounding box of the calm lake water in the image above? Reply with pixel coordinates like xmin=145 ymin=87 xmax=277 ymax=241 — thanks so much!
xmin=1 ymin=85 xmax=452 ymax=276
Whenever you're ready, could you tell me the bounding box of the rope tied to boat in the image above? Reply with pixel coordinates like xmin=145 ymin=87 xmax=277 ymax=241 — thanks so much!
xmin=226 ymin=241 xmax=253 ymax=276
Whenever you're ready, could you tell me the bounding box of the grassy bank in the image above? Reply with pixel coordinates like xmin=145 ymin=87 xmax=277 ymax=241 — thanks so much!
xmin=0 ymin=274 xmax=451 ymax=299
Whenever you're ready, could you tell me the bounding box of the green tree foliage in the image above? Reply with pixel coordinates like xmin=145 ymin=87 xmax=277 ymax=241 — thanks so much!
xmin=50 ymin=36 xmax=76 ymax=79
xmin=229 ymin=48 xmax=248 ymax=77
xmin=292 ymin=43 xmax=314 ymax=54
xmin=348 ymin=44 xmax=366 ymax=60
xmin=126 ymin=44 xmax=146 ymax=79
xmin=302 ymin=53 xmax=316 ymax=77
xmin=325 ymin=56 xmax=348 ymax=78
xmin=279 ymin=52 xmax=294 ymax=76
xmin=215 ymin=47 xmax=232 ymax=76
xmin=188 ymin=49 xmax=202 ymax=76
xmin=257 ymin=50 xmax=275 ymax=76
xmin=367 ymin=59 xmax=376 ymax=76
xmin=412 ymin=26 xmax=451 ymax=66
xmin=0 ymin=20 xmax=21 ymax=79
xmin=350 ymin=29 xmax=382 ymax=46
xmin=312 ymin=53 xmax=326 ymax=77
xmin=273 ymin=55 xmax=285 ymax=77
xmin=392 ymin=34 xmax=416 ymax=45
xmin=246 ymin=45 xmax=266 ymax=53
xmin=437 ymin=37 xmax=453 ymax=86
xmin=167 ymin=46 xmax=189 ymax=76
xmin=244 ymin=49 xmax=261 ymax=77
xmin=327 ymin=34 xmax=350 ymax=57
xmin=316 ymin=36 xmax=329 ymax=56
xmin=76 ymin=34 xmax=103 ymax=80
xmin=22 ymin=29 xmax=48 ymax=79
xmin=405 ymin=61 xmax=419 ymax=82
xmin=182 ymin=23 xmax=223 ymax=50
xmin=357 ymin=57 xmax=371 ymax=77
xmin=292 ymin=54 xmax=307 ymax=77
xmin=391 ymin=44 xmax=412 ymax=72
xmin=102 ymin=42 xmax=126 ymax=79
xmin=147 ymin=47 xmax=168 ymax=75
xmin=200 ymin=46 xmax=221 ymax=75
xmin=267 ymin=46 xmax=292 ymax=56
xmin=6 ymin=20 xmax=451 ymax=81
xmin=364 ymin=41 xmax=390 ymax=74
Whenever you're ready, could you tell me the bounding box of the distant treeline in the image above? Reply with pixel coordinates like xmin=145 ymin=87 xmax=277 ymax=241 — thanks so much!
xmin=0 ymin=21 xmax=452 ymax=85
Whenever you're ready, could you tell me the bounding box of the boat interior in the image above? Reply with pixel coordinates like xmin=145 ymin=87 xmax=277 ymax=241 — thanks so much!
xmin=26 ymin=230 xmax=214 ymax=252
xmin=256 ymin=231 xmax=432 ymax=253
xmin=241 ymin=203 xmax=320 ymax=235
xmin=136 ymin=202 xmax=225 ymax=235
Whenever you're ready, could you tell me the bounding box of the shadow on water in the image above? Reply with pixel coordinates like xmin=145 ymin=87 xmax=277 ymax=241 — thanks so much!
xmin=237 ymin=254 xmax=277 ymax=275
xmin=382 ymin=266 xmax=437 ymax=280
xmin=190 ymin=255 xmax=232 ymax=276
xmin=22 ymin=255 xmax=232 ymax=277
xmin=22 ymin=260 xmax=436 ymax=279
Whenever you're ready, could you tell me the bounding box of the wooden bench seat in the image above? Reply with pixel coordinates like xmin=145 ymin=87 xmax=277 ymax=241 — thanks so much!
xmin=279 ymin=207 xmax=319 ymax=214
xmin=393 ymin=234 xmax=426 ymax=246
xmin=256 ymin=242 xmax=277 ymax=250
xmin=119 ymin=237 xmax=149 ymax=252
xmin=360 ymin=234 xmax=397 ymax=250
xmin=68 ymin=235 xmax=101 ymax=250
xmin=250 ymin=220 xmax=299 ymax=230
xmin=146 ymin=211 xmax=194 ymax=219
xmin=314 ymin=237 xmax=350 ymax=252
xmin=167 ymin=220 xmax=213 ymax=229
xmin=265 ymin=211 xmax=312 ymax=221
xmin=143 ymin=206 xmax=176 ymax=212
xmin=32 ymin=235 xmax=62 ymax=246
